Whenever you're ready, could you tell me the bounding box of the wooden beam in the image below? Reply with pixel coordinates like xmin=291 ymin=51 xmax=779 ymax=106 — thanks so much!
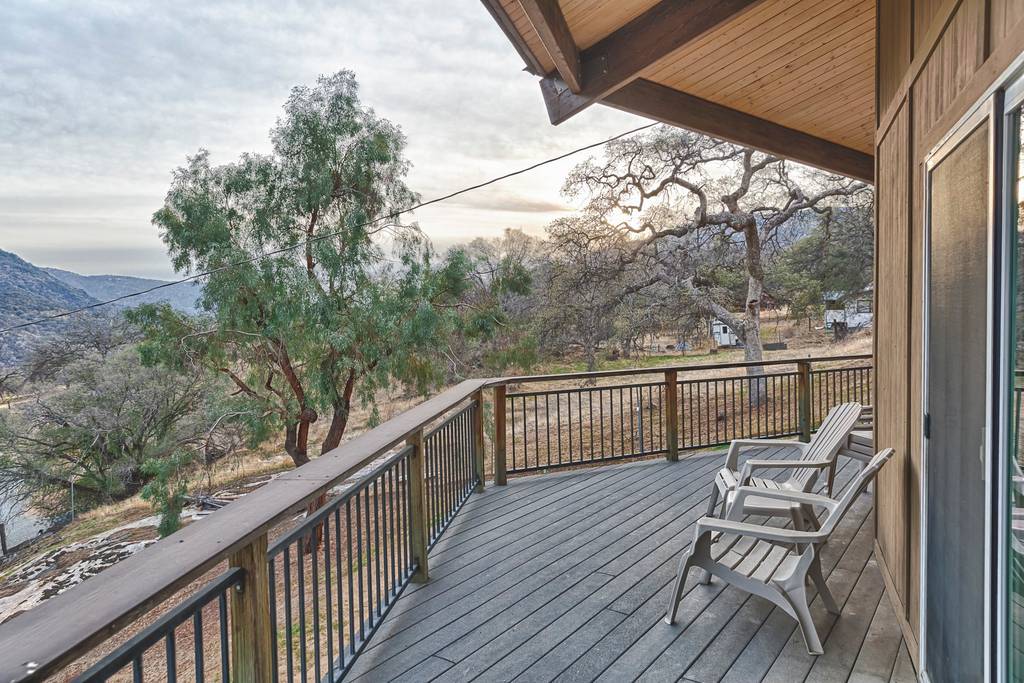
xmin=541 ymin=0 xmax=763 ymax=124
xmin=479 ymin=0 xmax=546 ymax=76
xmin=603 ymin=79 xmax=875 ymax=183
xmin=520 ymin=0 xmax=582 ymax=92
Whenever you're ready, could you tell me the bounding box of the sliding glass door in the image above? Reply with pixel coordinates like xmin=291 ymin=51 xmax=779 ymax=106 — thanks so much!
xmin=1004 ymin=88 xmax=1024 ymax=683
xmin=924 ymin=103 xmax=993 ymax=683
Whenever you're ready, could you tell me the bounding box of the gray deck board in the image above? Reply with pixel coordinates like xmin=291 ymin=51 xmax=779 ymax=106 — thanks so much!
xmin=346 ymin=449 xmax=912 ymax=682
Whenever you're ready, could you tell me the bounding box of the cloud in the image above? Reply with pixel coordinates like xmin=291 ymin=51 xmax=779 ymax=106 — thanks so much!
xmin=445 ymin=190 xmax=569 ymax=214
xmin=0 ymin=0 xmax=647 ymax=275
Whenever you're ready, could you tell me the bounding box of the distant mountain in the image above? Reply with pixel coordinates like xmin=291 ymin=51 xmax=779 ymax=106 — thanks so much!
xmin=0 ymin=249 xmax=202 ymax=367
xmin=44 ymin=268 xmax=201 ymax=315
xmin=0 ymin=250 xmax=98 ymax=365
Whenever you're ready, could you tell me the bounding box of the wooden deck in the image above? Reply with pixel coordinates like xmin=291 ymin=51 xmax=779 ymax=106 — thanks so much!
xmin=347 ymin=446 xmax=916 ymax=682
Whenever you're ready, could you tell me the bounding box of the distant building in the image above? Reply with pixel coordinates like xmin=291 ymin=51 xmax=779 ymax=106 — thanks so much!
xmin=823 ymin=288 xmax=873 ymax=331
xmin=709 ymin=319 xmax=741 ymax=347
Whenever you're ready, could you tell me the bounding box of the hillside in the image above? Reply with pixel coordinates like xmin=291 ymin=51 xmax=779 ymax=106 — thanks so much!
xmin=0 ymin=250 xmax=98 ymax=366
xmin=44 ymin=268 xmax=201 ymax=315
xmin=0 ymin=250 xmax=202 ymax=367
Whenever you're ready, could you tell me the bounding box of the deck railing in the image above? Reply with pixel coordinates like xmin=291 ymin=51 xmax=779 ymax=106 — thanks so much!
xmin=495 ymin=355 xmax=872 ymax=475
xmin=0 ymin=356 xmax=869 ymax=681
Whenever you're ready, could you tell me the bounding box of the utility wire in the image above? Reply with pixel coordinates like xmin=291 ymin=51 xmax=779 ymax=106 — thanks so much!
xmin=1 ymin=122 xmax=658 ymax=335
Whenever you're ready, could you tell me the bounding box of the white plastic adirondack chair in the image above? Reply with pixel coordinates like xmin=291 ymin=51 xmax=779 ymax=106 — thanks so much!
xmin=707 ymin=402 xmax=863 ymax=527
xmin=665 ymin=447 xmax=895 ymax=655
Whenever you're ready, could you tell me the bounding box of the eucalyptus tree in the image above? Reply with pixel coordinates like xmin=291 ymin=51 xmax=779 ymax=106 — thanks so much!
xmin=133 ymin=71 xmax=480 ymax=468
xmin=562 ymin=126 xmax=871 ymax=379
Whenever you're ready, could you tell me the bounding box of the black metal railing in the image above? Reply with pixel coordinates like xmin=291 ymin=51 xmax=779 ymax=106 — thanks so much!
xmin=500 ymin=356 xmax=872 ymax=474
xmin=811 ymin=364 xmax=873 ymax=425
xmin=675 ymin=370 xmax=802 ymax=450
xmin=75 ymin=568 xmax=242 ymax=682
xmin=2 ymin=358 xmax=872 ymax=681
xmin=266 ymin=446 xmax=415 ymax=683
xmin=424 ymin=401 xmax=480 ymax=547
xmin=504 ymin=382 xmax=667 ymax=473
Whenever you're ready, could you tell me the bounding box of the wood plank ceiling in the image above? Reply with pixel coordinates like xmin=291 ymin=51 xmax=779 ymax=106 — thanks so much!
xmin=487 ymin=0 xmax=876 ymax=181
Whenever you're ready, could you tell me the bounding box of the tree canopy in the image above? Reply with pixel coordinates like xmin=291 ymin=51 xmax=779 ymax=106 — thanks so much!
xmin=134 ymin=71 xmax=490 ymax=466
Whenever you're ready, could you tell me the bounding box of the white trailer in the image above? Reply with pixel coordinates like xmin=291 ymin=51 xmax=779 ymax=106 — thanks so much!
xmin=709 ymin=319 xmax=740 ymax=347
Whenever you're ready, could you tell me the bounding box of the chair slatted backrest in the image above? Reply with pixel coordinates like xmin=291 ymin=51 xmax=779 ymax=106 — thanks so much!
xmin=793 ymin=402 xmax=863 ymax=488
xmin=820 ymin=448 xmax=895 ymax=536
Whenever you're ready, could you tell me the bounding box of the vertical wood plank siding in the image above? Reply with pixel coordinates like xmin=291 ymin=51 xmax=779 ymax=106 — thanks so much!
xmin=875 ymin=0 xmax=1024 ymax=665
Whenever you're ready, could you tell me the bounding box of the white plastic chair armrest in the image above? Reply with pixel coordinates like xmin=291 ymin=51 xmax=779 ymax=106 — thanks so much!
xmin=695 ymin=516 xmax=824 ymax=545
xmin=738 ymin=458 xmax=831 ymax=485
xmin=730 ymin=486 xmax=839 ymax=513
xmin=724 ymin=439 xmax=808 ymax=470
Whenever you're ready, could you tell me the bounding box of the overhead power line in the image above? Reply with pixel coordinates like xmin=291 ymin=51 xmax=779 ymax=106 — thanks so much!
xmin=2 ymin=122 xmax=658 ymax=335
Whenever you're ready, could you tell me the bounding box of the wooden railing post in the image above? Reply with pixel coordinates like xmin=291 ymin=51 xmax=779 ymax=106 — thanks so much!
xmin=797 ymin=360 xmax=812 ymax=443
xmin=664 ymin=370 xmax=679 ymax=461
xmin=472 ymin=389 xmax=486 ymax=493
xmin=494 ymin=384 xmax=508 ymax=486
xmin=407 ymin=427 xmax=430 ymax=583
xmin=228 ymin=534 xmax=274 ymax=682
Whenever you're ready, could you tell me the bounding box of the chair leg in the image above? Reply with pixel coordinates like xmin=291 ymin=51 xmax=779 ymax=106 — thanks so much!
xmin=809 ymin=555 xmax=840 ymax=615
xmin=782 ymin=582 xmax=824 ymax=655
xmin=665 ymin=553 xmax=695 ymax=625
xmin=706 ymin=484 xmax=720 ymax=517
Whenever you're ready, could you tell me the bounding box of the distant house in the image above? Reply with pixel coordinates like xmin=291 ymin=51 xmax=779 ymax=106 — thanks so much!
xmin=708 ymin=319 xmax=740 ymax=348
xmin=823 ymin=288 xmax=873 ymax=331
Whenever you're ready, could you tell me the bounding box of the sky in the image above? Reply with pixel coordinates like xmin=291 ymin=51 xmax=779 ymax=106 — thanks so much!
xmin=0 ymin=0 xmax=647 ymax=279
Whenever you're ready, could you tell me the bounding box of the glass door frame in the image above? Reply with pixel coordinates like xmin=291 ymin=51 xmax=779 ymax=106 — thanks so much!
xmin=920 ymin=93 xmax=1001 ymax=683
xmin=997 ymin=69 xmax=1024 ymax=683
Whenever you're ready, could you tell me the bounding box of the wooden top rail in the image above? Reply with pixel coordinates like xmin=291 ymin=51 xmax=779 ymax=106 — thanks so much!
xmin=0 ymin=378 xmax=489 ymax=681
xmin=497 ymin=354 xmax=872 ymax=385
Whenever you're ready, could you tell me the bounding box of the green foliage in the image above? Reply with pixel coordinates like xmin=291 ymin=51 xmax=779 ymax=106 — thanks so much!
xmin=443 ymin=230 xmax=539 ymax=376
xmin=136 ymin=71 xmax=487 ymax=463
xmin=769 ymin=206 xmax=874 ymax=318
xmin=0 ymin=321 xmax=225 ymax=518
xmin=140 ymin=450 xmax=194 ymax=537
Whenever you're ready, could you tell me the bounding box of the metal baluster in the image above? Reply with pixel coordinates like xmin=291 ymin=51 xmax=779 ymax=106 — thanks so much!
xmin=534 ymin=396 xmax=540 ymax=469
xmin=355 ymin=491 xmax=365 ymax=642
xmin=193 ymin=610 xmax=204 ymax=683
xmin=284 ymin=546 xmax=294 ymax=683
xmin=297 ymin=537 xmax=307 ymax=683
xmin=545 ymin=394 xmax=551 ymax=467
xmin=373 ymin=478 xmax=383 ymax=616
xmin=268 ymin=556 xmax=278 ymax=680
xmin=557 ymin=393 xmax=565 ymax=466
xmin=166 ymin=631 xmax=177 ymax=683
xmin=333 ymin=507 xmax=345 ymax=672
xmin=364 ymin=484 xmax=376 ymax=624
xmin=312 ymin=525 xmax=321 ymax=682
xmin=323 ymin=511 xmax=334 ymax=680
xmin=347 ymin=497 xmax=357 ymax=653
xmin=219 ymin=591 xmax=230 ymax=682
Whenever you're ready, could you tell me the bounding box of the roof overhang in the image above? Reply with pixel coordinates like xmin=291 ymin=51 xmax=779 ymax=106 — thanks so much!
xmin=482 ymin=0 xmax=876 ymax=183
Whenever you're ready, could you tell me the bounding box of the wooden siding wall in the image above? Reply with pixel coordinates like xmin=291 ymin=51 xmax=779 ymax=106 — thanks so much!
xmin=874 ymin=0 xmax=1024 ymax=668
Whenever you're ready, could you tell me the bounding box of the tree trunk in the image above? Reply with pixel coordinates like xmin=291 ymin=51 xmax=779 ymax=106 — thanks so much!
xmin=303 ymin=372 xmax=356 ymax=553
xmin=741 ymin=225 xmax=767 ymax=406
xmin=284 ymin=422 xmax=311 ymax=467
